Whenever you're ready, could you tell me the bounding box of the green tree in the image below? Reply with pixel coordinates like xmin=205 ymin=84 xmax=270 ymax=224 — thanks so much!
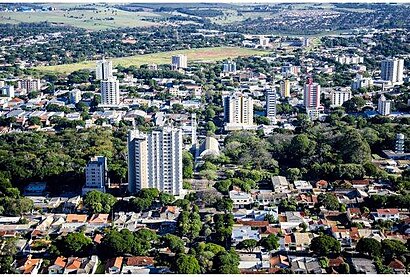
xmin=310 ymin=235 xmax=341 ymax=256
xmin=213 ymin=249 xmax=240 ymax=274
xmin=205 ymin=121 xmax=217 ymax=133
xmin=182 ymin=151 xmax=194 ymax=179
xmin=259 ymin=234 xmax=280 ymax=251
xmin=236 ymin=239 xmax=258 ymax=253
xmin=381 ymin=239 xmax=408 ymax=261
xmin=356 ymin=238 xmax=382 ymax=259
xmin=84 ymin=190 xmax=117 ymax=214
xmin=56 ymin=232 xmax=92 ymax=256
xmin=317 ymin=193 xmax=339 ymax=211
xmin=161 ymin=234 xmax=185 ymax=254
xmin=175 ymin=254 xmax=201 ymax=274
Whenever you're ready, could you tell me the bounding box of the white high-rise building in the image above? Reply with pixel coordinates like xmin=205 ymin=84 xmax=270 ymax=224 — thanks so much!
xmin=266 ymin=88 xmax=277 ymax=123
xmin=171 ymin=54 xmax=188 ymax=69
xmin=96 ymin=58 xmax=113 ymax=81
xmin=82 ymin=156 xmax=108 ymax=195
xmin=1 ymin=85 xmax=15 ymax=99
xmin=223 ymin=92 xmax=254 ymax=130
xmin=17 ymin=78 xmax=40 ymax=93
xmin=128 ymin=127 xmax=183 ymax=196
xmin=330 ymin=88 xmax=352 ymax=107
xmin=280 ymin=79 xmax=291 ymax=98
xmin=351 ymin=74 xmax=373 ymax=90
xmin=381 ymin=58 xmax=404 ymax=84
xmin=395 ymin=133 xmax=405 ymax=154
xmin=100 ymin=77 xmax=120 ymax=106
xmin=377 ymin=94 xmax=391 ymax=116
xmin=69 ymin=89 xmax=82 ymax=104
xmin=223 ymin=60 xmax=237 ymax=73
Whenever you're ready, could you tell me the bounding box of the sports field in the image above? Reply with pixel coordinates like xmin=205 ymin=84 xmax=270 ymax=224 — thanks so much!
xmin=0 ymin=7 xmax=160 ymax=30
xmin=36 ymin=47 xmax=271 ymax=74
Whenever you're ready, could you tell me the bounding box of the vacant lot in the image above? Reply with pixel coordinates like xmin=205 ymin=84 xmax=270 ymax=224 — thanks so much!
xmin=37 ymin=47 xmax=270 ymax=74
xmin=0 ymin=7 xmax=160 ymax=30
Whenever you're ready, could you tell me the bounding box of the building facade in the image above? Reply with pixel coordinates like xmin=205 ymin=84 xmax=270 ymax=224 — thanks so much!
xmin=223 ymin=92 xmax=254 ymax=130
xmin=101 ymin=77 xmax=120 ymax=106
xmin=128 ymin=127 xmax=183 ymax=196
xmin=82 ymin=156 xmax=108 ymax=195
xmin=223 ymin=60 xmax=237 ymax=73
xmin=266 ymin=88 xmax=277 ymax=123
xmin=69 ymin=89 xmax=82 ymax=104
xmin=330 ymin=88 xmax=352 ymax=107
xmin=280 ymin=79 xmax=291 ymax=98
xmin=381 ymin=58 xmax=404 ymax=84
xmin=96 ymin=58 xmax=113 ymax=81
xmin=377 ymin=94 xmax=391 ymax=116
xmin=1 ymin=85 xmax=15 ymax=99
xmin=171 ymin=54 xmax=187 ymax=69
xmin=395 ymin=133 xmax=405 ymax=154
xmin=17 ymin=78 xmax=40 ymax=93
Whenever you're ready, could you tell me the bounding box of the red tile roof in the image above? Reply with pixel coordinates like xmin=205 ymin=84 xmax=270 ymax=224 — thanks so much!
xmin=125 ymin=256 xmax=154 ymax=267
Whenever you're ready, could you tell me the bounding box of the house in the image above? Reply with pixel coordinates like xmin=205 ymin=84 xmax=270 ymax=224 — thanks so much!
xmin=279 ymin=211 xmax=305 ymax=232
xmin=88 ymin=214 xmax=109 ymax=225
xmin=328 ymin=256 xmax=345 ymax=273
xmin=271 ymin=176 xmax=293 ymax=193
xmin=374 ymin=209 xmax=400 ymax=221
xmin=289 ymin=256 xmax=322 ymax=274
xmin=282 ymin=233 xmax=313 ymax=251
xmin=66 ymin=214 xmax=88 ymax=223
xmin=48 ymin=256 xmax=67 ymax=274
xmin=121 ymin=256 xmax=155 ymax=274
xmin=388 ymin=259 xmax=406 ymax=274
xmin=270 ymin=254 xmax=290 ymax=269
xmin=348 ymin=257 xmax=377 ymax=274
xmin=63 ymin=256 xmax=98 ymax=274
xmin=14 ymin=255 xmax=43 ymax=274
xmin=229 ymin=190 xmax=253 ymax=208
xmin=232 ymin=226 xmax=260 ymax=246
xmin=238 ymin=253 xmax=269 ymax=271
xmin=105 ymin=257 xmax=123 ymax=274
xmin=293 ymin=181 xmax=313 ymax=193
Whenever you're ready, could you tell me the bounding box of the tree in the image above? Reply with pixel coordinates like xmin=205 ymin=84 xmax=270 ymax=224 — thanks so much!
xmin=259 ymin=234 xmax=280 ymax=251
xmin=84 ymin=190 xmax=117 ymax=214
xmin=381 ymin=239 xmax=408 ymax=261
xmin=205 ymin=121 xmax=217 ymax=133
xmin=175 ymin=254 xmax=201 ymax=274
xmin=310 ymin=235 xmax=341 ymax=256
xmin=236 ymin=239 xmax=258 ymax=253
xmin=214 ymin=197 xmax=233 ymax=212
xmin=342 ymin=96 xmax=366 ymax=112
xmin=356 ymin=237 xmax=382 ymax=259
xmin=317 ymin=193 xmax=339 ymax=211
xmin=56 ymin=232 xmax=93 ymax=256
xmin=182 ymin=151 xmax=194 ymax=179
xmin=213 ymin=249 xmax=240 ymax=274
xmin=161 ymin=234 xmax=185 ymax=254
xmin=339 ymin=129 xmax=371 ymax=164
xmin=159 ymin=192 xmax=175 ymax=205
xmin=177 ymin=211 xmax=202 ymax=239
xmin=213 ymin=179 xmax=232 ymax=194
xmin=27 ymin=116 xmax=41 ymax=126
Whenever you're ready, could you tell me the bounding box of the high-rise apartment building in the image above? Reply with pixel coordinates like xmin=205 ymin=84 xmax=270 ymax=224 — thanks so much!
xmin=330 ymin=88 xmax=352 ymax=107
xmin=223 ymin=60 xmax=237 ymax=73
xmin=395 ymin=133 xmax=405 ymax=154
xmin=377 ymin=94 xmax=391 ymax=116
xmin=128 ymin=127 xmax=183 ymax=196
xmin=69 ymin=89 xmax=82 ymax=104
xmin=381 ymin=58 xmax=404 ymax=84
xmin=280 ymin=79 xmax=291 ymax=98
xmin=82 ymin=156 xmax=108 ymax=195
xmin=96 ymin=58 xmax=113 ymax=80
xmin=1 ymin=85 xmax=15 ymax=99
xmin=171 ymin=54 xmax=188 ymax=69
xmin=304 ymin=78 xmax=321 ymax=108
xmin=101 ymin=77 xmax=120 ymax=106
xmin=266 ymin=88 xmax=277 ymax=123
xmin=223 ymin=92 xmax=254 ymax=130
xmin=17 ymin=78 xmax=40 ymax=93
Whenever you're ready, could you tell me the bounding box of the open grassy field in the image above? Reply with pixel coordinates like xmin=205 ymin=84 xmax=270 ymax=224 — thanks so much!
xmin=36 ymin=47 xmax=271 ymax=74
xmin=0 ymin=7 xmax=161 ymax=30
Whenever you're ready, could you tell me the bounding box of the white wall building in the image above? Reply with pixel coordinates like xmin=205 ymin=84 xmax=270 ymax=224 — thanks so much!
xmin=69 ymin=89 xmax=82 ymax=104
xmin=266 ymin=88 xmax=277 ymax=123
xmin=101 ymin=77 xmax=120 ymax=106
xmin=377 ymin=94 xmax=391 ymax=116
xmin=96 ymin=58 xmax=113 ymax=81
xmin=171 ymin=54 xmax=188 ymax=69
xmin=17 ymin=78 xmax=40 ymax=93
xmin=381 ymin=58 xmax=404 ymax=84
xmin=351 ymin=74 xmax=373 ymax=90
xmin=82 ymin=156 xmax=108 ymax=195
xmin=330 ymin=88 xmax=352 ymax=107
xmin=223 ymin=92 xmax=255 ymax=131
xmin=1 ymin=85 xmax=15 ymax=99
xmin=128 ymin=127 xmax=183 ymax=196
xmin=223 ymin=60 xmax=237 ymax=73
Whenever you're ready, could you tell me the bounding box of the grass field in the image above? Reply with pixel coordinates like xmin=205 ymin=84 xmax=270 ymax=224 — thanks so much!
xmin=36 ymin=47 xmax=271 ymax=74
xmin=0 ymin=7 xmax=160 ymax=30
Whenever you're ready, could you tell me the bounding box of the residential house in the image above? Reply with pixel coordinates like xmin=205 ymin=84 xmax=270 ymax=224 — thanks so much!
xmin=271 ymin=176 xmax=293 ymax=193
xmin=14 ymin=255 xmax=43 ymax=274
xmin=232 ymin=226 xmax=260 ymax=246
xmin=282 ymin=232 xmax=313 ymax=251
xmin=238 ymin=253 xmax=270 ymax=271
xmin=270 ymin=254 xmax=290 ymax=269
xmin=121 ymin=256 xmax=155 ymax=274
xmin=229 ymin=190 xmax=253 ymax=208
xmin=293 ymin=181 xmax=313 ymax=193
xmin=63 ymin=256 xmax=98 ymax=274
xmin=388 ymin=259 xmax=406 ymax=274
xmin=48 ymin=256 xmax=66 ymax=274
xmin=348 ymin=257 xmax=377 ymax=274
xmin=289 ymin=256 xmax=322 ymax=274
xmin=105 ymin=257 xmax=123 ymax=274
xmin=374 ymin=209 xmax=400 ymax=221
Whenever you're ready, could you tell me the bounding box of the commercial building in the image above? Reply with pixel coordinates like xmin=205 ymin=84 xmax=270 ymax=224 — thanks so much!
xmin=330 ymin=88 xmax=352 ymax=107
xmin=223 ymin=92 xmax=255 ymax=131
xmin=100 ymin=77 xmax=120 ymax=106
xmin=82 ymin=156 xmax=108 ymax=195
xmin=381 ymin=58 xmax=404 ymax=84
xmin=377 ymin=94 xmax=391 ymax=116
xmin=171 ymin=54 xmax=187 ymax=70
xmin=128 ymin=127 xmax=183 ymax=196
xmin=266 ymin=88 xmax=277 ymax=123
xmin=96 ymin=58 xmax=113 ymax=81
